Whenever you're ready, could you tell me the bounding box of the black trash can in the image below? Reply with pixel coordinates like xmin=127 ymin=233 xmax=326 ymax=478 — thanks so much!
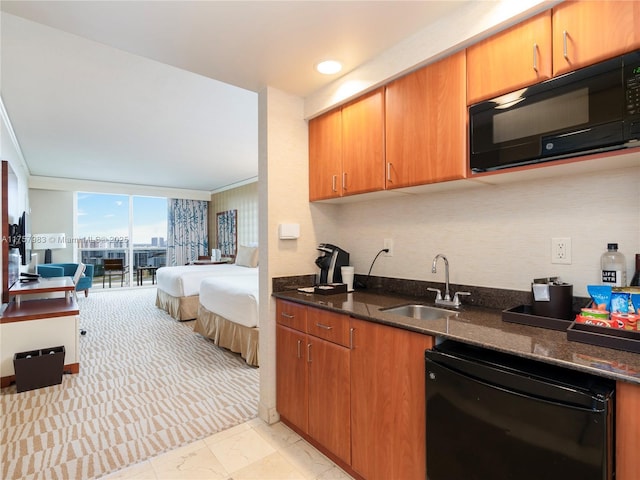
xmin=13 ymin=346 xmax=65 ymax=393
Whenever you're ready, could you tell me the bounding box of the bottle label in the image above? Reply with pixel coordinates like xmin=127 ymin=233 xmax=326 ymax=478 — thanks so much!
xmin=602 ymin=270 xmax=623 ymax=287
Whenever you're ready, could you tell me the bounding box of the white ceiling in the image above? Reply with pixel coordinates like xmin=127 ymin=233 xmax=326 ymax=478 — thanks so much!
xmin=0 ymin=1 xmax=470 ymax=193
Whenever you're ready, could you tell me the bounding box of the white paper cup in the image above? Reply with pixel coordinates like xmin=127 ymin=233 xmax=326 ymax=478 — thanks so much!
xmin=341 ymin=266 xmax=355 ymax=292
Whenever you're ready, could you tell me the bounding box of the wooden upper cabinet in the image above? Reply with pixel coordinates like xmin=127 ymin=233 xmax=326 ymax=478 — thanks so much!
xmin=309 ymin=108 xmax=342 ymax=201
xmin=553 ymin=0 xmax=640 ymax=76
xmin=385 ymin=50 xmax=467 ymax=188
xmin=467 ymin=10 xmax=552 ymax=105
xmin=341 ymin=88 xmax=385 ymax=196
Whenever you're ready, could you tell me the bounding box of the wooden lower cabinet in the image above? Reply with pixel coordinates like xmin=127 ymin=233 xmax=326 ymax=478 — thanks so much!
xmin=275 ymin=324 xmax=308 ymax=432
xmin=275 ymin=299 xmax=434 ymax=479
xmin=350 ymin=318 xmax=434 ymax=480
xmin=308 ymin=335 xmax=351 ymax=464
xmin=616 ymin=381 xmax=640 ymax=480
xmin=276 ymin=301 xmax=351 ymax=466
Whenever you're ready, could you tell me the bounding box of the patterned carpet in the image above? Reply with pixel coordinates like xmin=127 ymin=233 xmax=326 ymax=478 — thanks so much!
xmin=0 ymin=287 xmax=260 ymax=480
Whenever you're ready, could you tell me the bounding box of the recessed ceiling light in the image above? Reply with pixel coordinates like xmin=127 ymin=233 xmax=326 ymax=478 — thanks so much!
xmin=316 ymin=60 xmax=342 ymax=75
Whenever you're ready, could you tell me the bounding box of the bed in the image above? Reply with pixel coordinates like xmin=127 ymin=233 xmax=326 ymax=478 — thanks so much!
xmin=194 ymin=273 xmax=259 ymax=366
xmin=155 ymin=263 xmax=257 ymax=320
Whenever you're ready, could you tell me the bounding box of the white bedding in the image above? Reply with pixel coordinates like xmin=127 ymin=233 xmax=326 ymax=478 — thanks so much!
xmin=156 ymin=264 xmax=257 ymax=297
xmin=199 ymin=274 xmax=259 ymax=328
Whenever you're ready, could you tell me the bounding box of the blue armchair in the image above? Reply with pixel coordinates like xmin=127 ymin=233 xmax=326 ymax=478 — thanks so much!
xmin=37 ymin=263 xmax=94 ymax=297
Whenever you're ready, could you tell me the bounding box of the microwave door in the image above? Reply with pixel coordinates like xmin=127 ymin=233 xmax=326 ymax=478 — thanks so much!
xmin=469 ymin=56 xmax=626 ymax=172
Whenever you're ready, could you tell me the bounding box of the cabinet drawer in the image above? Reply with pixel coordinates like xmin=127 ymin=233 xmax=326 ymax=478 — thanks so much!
xmin=276 ymin=300 xmax=307 ymax=332
xmin=307 ymin=307 xmax=351 ymax=347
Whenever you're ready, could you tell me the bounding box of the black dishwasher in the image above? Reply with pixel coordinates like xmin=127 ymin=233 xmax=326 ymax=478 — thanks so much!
xmin=425 ymin=340 xmax=615 ymax=480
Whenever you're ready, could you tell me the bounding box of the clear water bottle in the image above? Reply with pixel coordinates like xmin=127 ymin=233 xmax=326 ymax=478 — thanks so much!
xmin=601 ymin=243 xmax=627 ymax=287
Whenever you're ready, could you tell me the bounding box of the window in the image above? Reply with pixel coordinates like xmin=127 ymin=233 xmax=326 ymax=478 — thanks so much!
xmin=77 ymin=193 xmax=167 ymax=286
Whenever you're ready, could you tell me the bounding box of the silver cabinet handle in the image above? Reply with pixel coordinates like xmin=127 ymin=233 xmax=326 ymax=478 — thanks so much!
xmin=563 ymin=30 xmax=569 ymax=60
xmin=307 ymin=343 xmax=312 ymax=363
xmin=342 ymin=172 xmax=347 ymax=190
xmin=532 ymin=43 xmax=538 ymax=72
xmin=332 ymin=174 xmax=337 ymax=192
xmin=281 ymin=312 xmax=294 ymax=319
xmin=315 ymin=322 xmax=333 ymax=330
xmin=297 ymin=339 xmax=301 ymax=359
xmin=350 ymin=327 xmax=354 ymax=349
xmin=387 ymin=162 xmax=392 ymax=182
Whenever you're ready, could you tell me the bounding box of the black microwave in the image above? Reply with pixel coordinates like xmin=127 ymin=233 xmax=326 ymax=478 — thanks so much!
xmin=469 ymin=50 xmax=640 ymax=173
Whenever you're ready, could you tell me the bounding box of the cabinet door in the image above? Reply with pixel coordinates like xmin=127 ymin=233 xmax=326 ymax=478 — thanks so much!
xmin=385 ymin=51 xmax=467 ymax=188
xmin=466 ymin=10 xmax=552 ymax=104
xmin=309 ymin=108 xmax=342 ymax=201
xmin=350 ymin=318 xmax=434 ymax=480
xmin=553 ymin=0 xmax=640 ymax=76
xmin=276 ymin=325 xmax=308 ymax=432
xmin=341 ymin=88 xmax=385 ymax=196
xmin=308 ymin=336 xmax=351 ymax=465
xmin=616 ymin=381 xmax=640 ymax=480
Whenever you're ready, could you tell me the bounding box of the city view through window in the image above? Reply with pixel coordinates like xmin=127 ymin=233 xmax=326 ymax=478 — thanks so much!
xmin=77 ymin=193 xmax=168 ymax=285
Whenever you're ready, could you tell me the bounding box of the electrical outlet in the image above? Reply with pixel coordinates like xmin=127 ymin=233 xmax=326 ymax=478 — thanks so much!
xmin=551 ymin=237 xmax=572 ymax=264
xmin=383 ymin=238 xmax=393 ymax=257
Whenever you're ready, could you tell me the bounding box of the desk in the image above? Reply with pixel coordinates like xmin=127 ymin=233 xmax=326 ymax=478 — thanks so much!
xmin=1 ymin=287 xmax=80 ymax=388
xmin=136 ymin=266 xmax=158 ymax=286
xmin=9 ymin=277 xmax=75 ymax=307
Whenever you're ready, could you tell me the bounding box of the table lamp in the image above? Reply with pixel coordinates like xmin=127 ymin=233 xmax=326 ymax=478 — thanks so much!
xmin=35 ymin=233 xmax=67 ymax=263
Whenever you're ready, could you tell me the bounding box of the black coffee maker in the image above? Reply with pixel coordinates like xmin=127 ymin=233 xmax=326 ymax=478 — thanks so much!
xmin=315 ymin=243 xmax=350 ymax=284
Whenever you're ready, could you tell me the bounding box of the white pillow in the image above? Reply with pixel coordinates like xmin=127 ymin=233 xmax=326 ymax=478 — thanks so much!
xmin=235 ymin=245 xmax=259 ymax=267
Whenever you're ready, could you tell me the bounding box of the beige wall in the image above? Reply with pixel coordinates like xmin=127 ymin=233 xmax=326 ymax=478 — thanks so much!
xmin=210 ymin=182 xmax=259 ymax=252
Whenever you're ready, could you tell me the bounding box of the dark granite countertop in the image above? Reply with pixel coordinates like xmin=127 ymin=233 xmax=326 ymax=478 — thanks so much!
xmin=273 ymin=289 xmax=640 ymax=385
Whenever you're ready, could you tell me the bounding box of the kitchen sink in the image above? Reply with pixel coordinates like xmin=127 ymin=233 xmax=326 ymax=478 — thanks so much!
xmin=380 ymin=304 xmax=456 ymax=321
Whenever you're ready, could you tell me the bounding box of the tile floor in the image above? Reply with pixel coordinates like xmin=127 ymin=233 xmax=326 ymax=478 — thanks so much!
xmin=105 ymin=418 xmax=354 ymax=480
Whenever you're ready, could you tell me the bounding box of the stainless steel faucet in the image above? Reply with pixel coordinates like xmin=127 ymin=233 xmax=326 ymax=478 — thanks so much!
xmin=431 ymin=254 xmax=451 ymax=301
xmin=428 ymin=254 xmax=470 ymax=308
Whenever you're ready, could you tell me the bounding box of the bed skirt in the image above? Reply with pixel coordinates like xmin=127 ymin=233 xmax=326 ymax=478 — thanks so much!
xmin=155 ymin=289 xmax=200 ymax=321
xmin=194 ymin=304 xmax=259 ymax=367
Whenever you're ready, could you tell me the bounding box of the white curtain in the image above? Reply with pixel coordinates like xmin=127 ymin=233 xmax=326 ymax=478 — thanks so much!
xmin=167 ymin=199 xmax=209 ymax=266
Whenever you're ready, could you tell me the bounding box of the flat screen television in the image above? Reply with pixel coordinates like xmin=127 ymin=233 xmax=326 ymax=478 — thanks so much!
xmin=8 ymin=211 xmax=29 ymax=265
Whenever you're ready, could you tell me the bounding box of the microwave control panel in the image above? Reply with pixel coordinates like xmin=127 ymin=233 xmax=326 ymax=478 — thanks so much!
xmin=624 ymin=53 xmax=640 ymax=136
xmin=625 ymin=64 xmax=640 ymax=117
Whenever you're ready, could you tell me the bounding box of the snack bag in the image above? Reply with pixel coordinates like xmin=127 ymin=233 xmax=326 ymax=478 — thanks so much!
xmin=631 ymin=293 xmax=640 ymax=314
xmin=587 ymin=285 xmax=612 ymax=311
xmin=611 ymin=291 xmax=630 ymax=313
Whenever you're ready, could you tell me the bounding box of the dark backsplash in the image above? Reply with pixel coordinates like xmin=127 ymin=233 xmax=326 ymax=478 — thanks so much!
xmin=272 ymin=274 xmax=589 ymax=312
